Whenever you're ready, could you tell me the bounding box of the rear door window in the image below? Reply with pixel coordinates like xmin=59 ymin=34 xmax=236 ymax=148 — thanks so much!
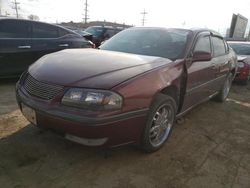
xmin=212 ymin=36 xmax=226 ymax=56
xmin=0 ymin=20 xmax=30 ymax=38
xmin=32 ymin=23 xmax=59 ymax=38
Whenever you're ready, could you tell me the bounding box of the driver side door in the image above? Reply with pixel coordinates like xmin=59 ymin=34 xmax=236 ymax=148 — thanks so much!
xmin=182 ymin=33 xmax=215 ymax=111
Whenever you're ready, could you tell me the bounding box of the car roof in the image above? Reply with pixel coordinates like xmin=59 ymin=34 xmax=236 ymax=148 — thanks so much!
xmin=227 ymin=41 xmax=250 ymax=44
xmin=1 ymin=17 xmax=48 ymax=24
xmin=0 ymin=17 xmax=81 ymax=36
xmin=126 ymin=27 xmax=192 ymax=33
xmin=0 ymin=17 xmax=63 ymax=29
xmin=125 ymin=27 xmax=223 ymax=38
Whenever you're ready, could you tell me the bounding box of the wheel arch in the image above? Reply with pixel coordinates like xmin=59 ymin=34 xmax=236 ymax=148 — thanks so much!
xmin=231 ymin=67 xmax=236 ymax=78
xmin=160 ymin=85 xmax=179 ymax=112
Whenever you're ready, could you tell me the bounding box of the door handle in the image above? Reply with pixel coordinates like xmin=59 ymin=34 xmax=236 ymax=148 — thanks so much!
xmin=59 ymin=44 xmax=69 ymax=47
xmin=18 ymin=45 xmax=31 ymax=49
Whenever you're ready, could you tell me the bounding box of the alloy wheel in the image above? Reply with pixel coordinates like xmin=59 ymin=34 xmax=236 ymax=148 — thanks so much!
xmin=149 ymin=104 xmax=174 ymax=147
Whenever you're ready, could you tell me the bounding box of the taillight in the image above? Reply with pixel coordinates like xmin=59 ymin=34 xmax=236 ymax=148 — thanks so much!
xmin=237 ymin=62 xmax=245 ymax=68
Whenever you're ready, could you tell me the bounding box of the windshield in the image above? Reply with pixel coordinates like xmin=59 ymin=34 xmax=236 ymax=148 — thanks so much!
xmin=85 ymin=27 xmax=104 ymax=37
xmin=229 ymin=43 xmax=250 ymax=55
xmin=99 ymin=28 xmax=190 ymax=60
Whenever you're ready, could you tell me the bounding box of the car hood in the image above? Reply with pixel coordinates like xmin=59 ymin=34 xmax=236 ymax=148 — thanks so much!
xmin=237 ymin=55 xmax=249 ymax=61
xmin=29 ymin=49 xmax=172 ymax=89
xmin=237 ymin=55 xmax=250 ymax=65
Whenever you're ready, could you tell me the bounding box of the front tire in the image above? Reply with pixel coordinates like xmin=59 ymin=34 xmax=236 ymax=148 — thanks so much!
xmin=140 ymin=94 xmax=177 ymax=153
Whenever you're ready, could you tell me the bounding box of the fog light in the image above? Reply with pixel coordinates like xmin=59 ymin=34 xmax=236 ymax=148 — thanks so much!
xmin=65 ymin=134 xmax=108 ymax=146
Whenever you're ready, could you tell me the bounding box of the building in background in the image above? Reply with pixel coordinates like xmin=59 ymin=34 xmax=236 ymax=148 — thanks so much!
xmin=229 ymin=14 xmax=248 ymax=39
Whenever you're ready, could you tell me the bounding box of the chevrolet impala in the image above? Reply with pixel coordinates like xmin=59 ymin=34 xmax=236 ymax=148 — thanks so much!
xmin=16 ymin=27 xmax=237 ymax=152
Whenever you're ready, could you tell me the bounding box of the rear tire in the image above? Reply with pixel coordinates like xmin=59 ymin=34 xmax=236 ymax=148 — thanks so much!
xmin=140 ymin=94 xmax=177 ymax=153
xmin=214 ymin=73 xmax=232 ymax=102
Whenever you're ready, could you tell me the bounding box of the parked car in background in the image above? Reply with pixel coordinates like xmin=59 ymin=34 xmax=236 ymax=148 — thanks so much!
xmin=16 ymin=27 xmax=237 ymax=152
xmin=84 ymin=26 xmax=124 ymax=47
xmin=0 ymin=18 xmax=93 ymax=78
xmin=74 ymin=30 xmax=93 ymax=41
xmin=228 ymin=41 xmax=250 ymax=84
xmin=61 ymin=26 xmax=94 ymax=44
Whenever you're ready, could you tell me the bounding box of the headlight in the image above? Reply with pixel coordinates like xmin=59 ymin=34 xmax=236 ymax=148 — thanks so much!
xmin=238 ymin=62 xmax=245 ymax=68
xmin=62 ymin=88 xmax=123 ymax=110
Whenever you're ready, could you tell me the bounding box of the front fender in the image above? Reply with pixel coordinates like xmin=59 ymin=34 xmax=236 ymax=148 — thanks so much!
xmin=113 ymin=60 xmax=185 ymax=113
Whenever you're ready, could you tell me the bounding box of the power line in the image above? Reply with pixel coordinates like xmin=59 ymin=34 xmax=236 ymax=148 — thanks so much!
xmin=12 ymin=0 xmax=20 ymax=18
xmin=141 ymin=9 xmax=148 ymax=26
xmin=83 ymin=0 xmax=89 ymax=23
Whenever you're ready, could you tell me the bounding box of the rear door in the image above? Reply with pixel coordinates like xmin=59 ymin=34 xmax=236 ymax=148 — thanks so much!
xmin=211 ymin=36 xmax=230 ymax=90
xmin=31 ymin=22 xmax=62 ymax=61
xmin=0 ymin=19 xmax=32 ymax=77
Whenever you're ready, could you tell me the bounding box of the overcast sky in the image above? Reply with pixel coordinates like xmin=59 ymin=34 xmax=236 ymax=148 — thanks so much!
xmin=1 ymin=0 xmax=250 ymax=34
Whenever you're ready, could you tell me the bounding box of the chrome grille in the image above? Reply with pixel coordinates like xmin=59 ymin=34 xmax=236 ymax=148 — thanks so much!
xmin=23 ymin=74 xmax=64 ymax=100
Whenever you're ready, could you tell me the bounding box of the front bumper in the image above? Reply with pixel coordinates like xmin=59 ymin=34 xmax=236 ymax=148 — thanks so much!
xmin=16 ymin=86 xmax=148 ymax=148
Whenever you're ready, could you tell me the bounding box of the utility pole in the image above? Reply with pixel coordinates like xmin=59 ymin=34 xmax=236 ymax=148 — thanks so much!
xmin=12 ymin=0 xmax=20 ymax=18
xmin=141 ymin=9 xmax=148 ymax=26
xmin=0 ymin=0 xmax=2 ymax=16
xmin=83 ymin=0 xmax=89 ymax=23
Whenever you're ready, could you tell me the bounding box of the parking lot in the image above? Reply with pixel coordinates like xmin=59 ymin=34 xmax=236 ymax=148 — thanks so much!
xmin=0 ymin=79 xmax=249 ymax=188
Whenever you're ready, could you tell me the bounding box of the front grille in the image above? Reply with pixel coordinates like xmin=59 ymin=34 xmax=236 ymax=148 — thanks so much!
xmin=23 ymin=74 xmax=64 ymax=100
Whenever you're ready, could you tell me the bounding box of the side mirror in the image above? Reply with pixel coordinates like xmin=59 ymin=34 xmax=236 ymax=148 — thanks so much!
xmin=192 ymin=51 xmax=212 ymax=62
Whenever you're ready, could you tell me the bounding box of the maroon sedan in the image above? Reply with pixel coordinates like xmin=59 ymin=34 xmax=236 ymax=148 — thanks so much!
xmin=16 ymin=28 xmax=237 ymax=152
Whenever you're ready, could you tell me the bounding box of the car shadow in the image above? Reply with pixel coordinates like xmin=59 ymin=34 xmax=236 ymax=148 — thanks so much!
xmin=1 ymin=94 xmax=250 ymax=187
xmin=0 ymin=79 xmax=19 ymax=115
xmin=0 ymin=77 xmax=19 ymax=84
xmin=0 ymin=123 xmax=145 ymax=167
